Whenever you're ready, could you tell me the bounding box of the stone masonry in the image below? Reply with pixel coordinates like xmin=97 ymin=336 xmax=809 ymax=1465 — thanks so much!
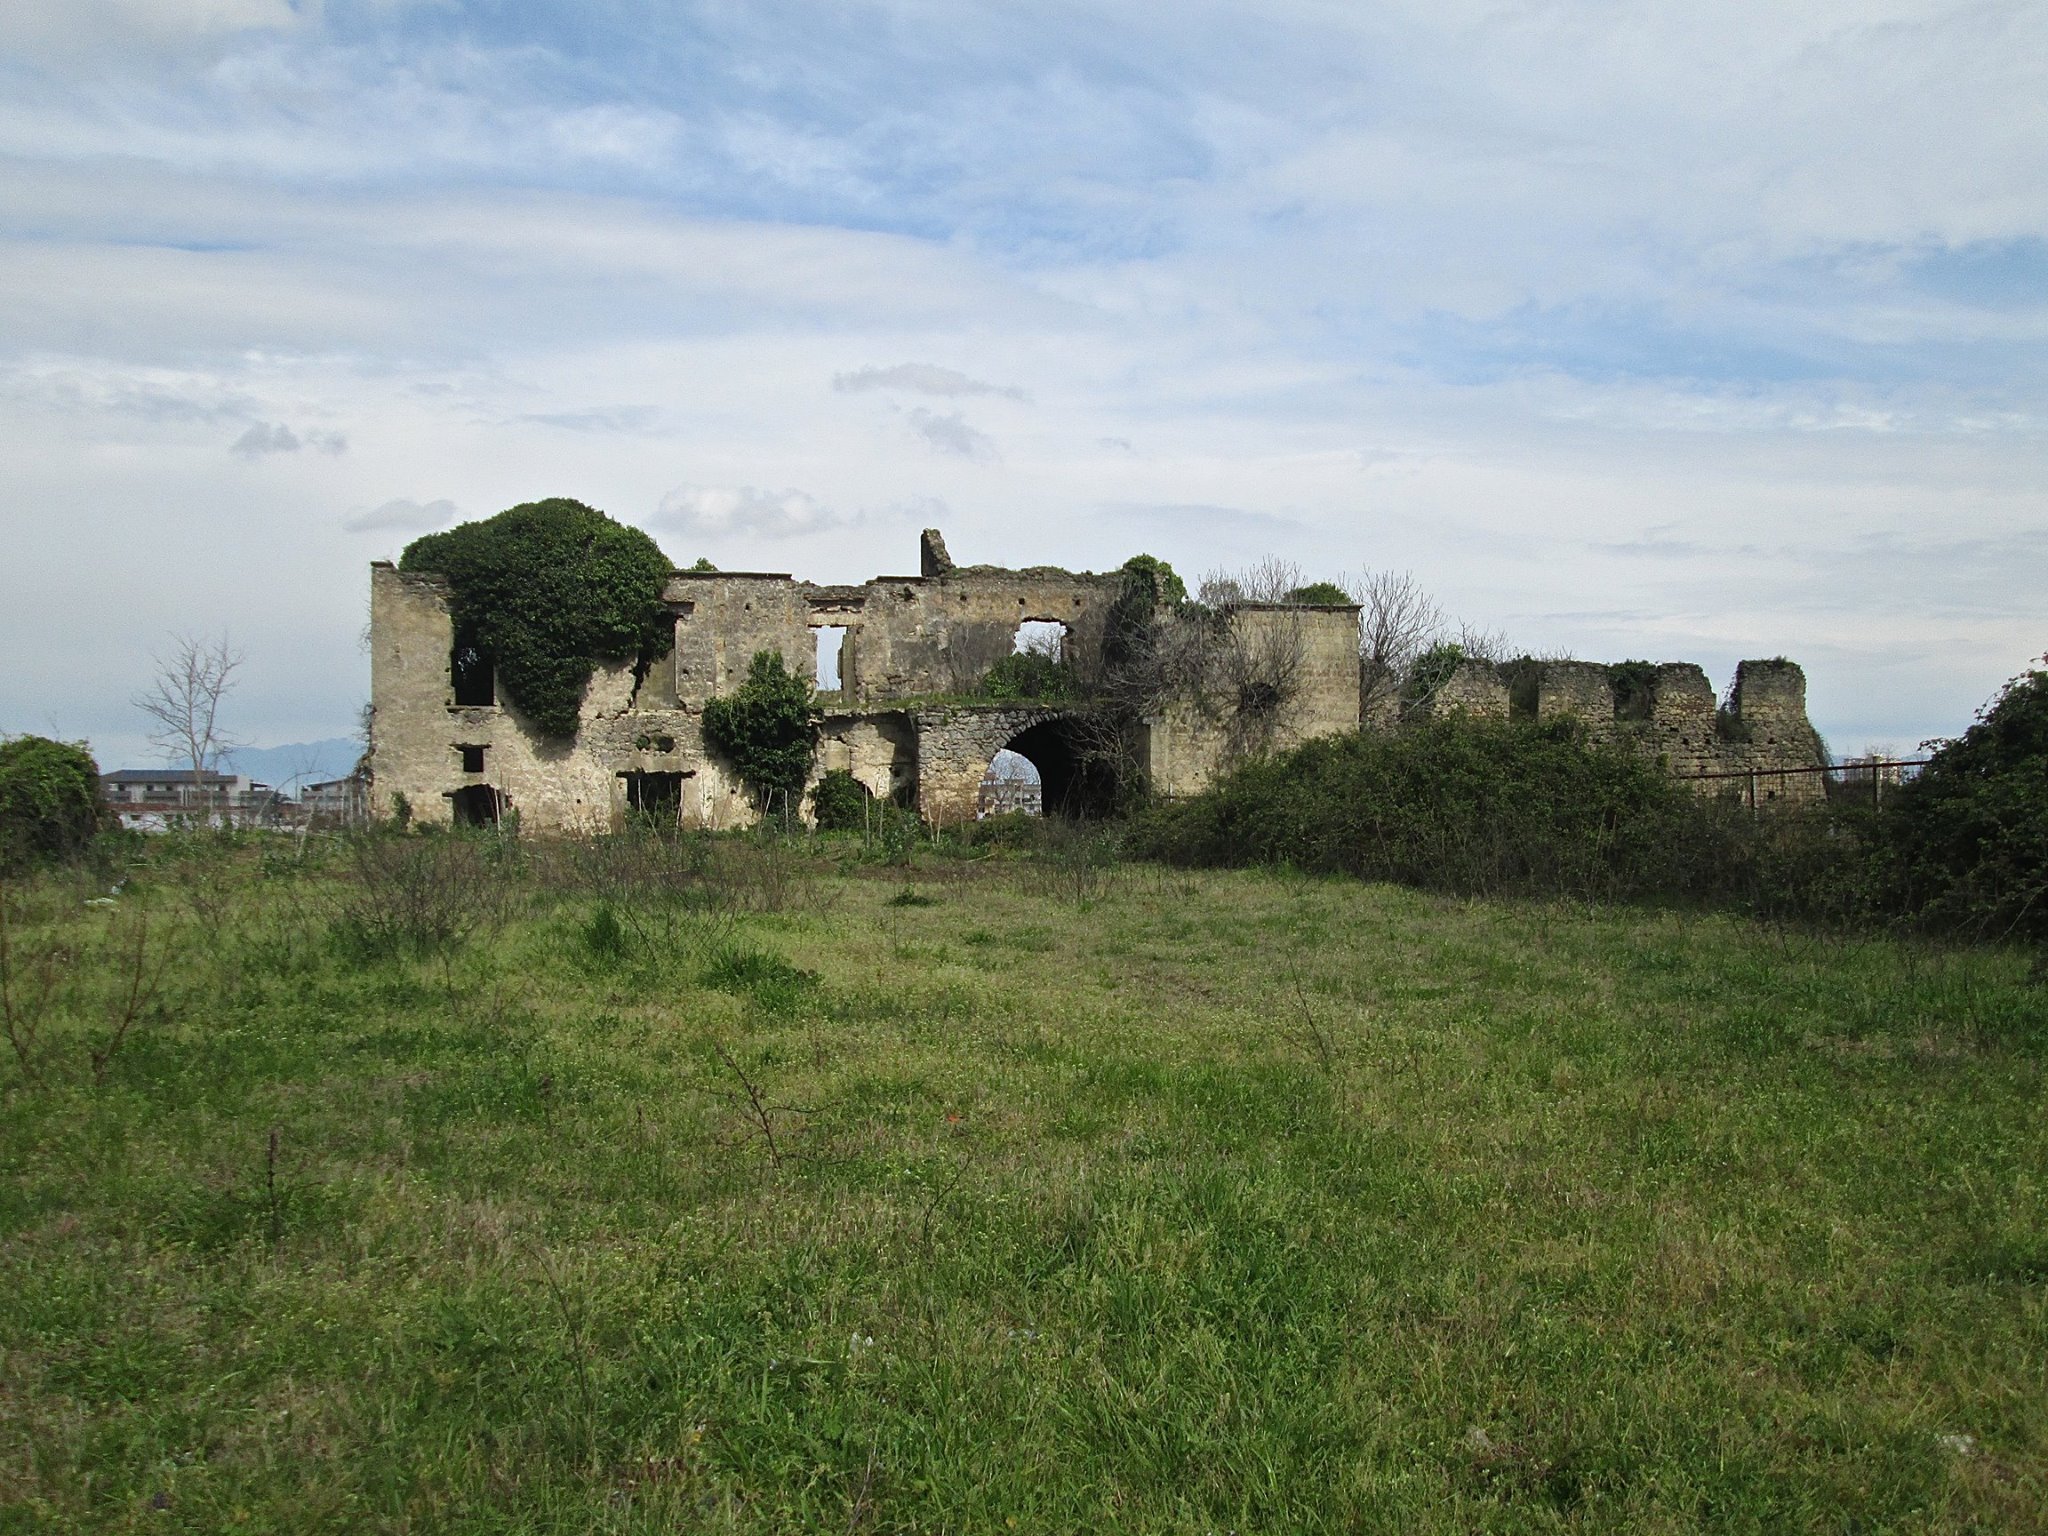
xmin=368 ymin=529 xmax=1829 ymax=829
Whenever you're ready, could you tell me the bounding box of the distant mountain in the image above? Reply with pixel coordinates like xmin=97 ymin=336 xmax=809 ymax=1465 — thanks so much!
xmin=226 ymin=738 xmax=363 ymax=791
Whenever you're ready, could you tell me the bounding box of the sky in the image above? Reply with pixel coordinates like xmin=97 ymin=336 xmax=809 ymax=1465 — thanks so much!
xmin=2 ymin=0 xmax=2043 ymax=768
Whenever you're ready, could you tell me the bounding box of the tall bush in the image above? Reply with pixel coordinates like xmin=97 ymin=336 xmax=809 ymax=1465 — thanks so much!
xmin=400 ymin=499 xmax=674 ymax=739
xmin=1130 ymin=716 xmax=1793 ymax=904
xmin=702 ymin=651 xmax=819 ymax=813
xmin=1882 ymin=659 xmax=2048 ymax=941
xmin=0 ymin=736 xmax=103 ymax=873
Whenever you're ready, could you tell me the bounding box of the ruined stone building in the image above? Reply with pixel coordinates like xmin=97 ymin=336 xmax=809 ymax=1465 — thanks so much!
xmin=368 ymin=529 xmax=1827 ymax=830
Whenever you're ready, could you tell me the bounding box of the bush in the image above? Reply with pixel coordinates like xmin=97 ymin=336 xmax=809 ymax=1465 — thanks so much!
xmin=1881 ymin=659 xmax=2048 ymax=942
xmin=979 ymin=650 xmax=1076 ymax=702
xmin=1284 ymin=581 xmax=1351 ymax=606
xmin=1129 ymin=715 xmax=1851 ymax=908
xmin=401 ymin=499 xmax=674 ymax=739
xmin=0 ymin=737 xmax=103 ymax=873
xmin=701 ymin=651 xmax=819 ymax=814
xmin=809 ymin=769 xmax=870 ymax=832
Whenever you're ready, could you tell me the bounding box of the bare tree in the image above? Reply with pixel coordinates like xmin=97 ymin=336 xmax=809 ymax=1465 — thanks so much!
xmin=1349 ymin=571 xmax=1446 ymax=724
xmin=136 ymin=632 xmax=243 ymax=818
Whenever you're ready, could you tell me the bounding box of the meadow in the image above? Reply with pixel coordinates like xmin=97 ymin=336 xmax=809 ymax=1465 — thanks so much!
xmin=2 ymin=830 xmax=2045 ymax=1533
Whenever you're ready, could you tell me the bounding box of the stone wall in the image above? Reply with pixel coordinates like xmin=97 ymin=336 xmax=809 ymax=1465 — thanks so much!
xmin=1521 ymin=656 xmax=1826 ymax=803
xmin=369 ymin=528 xmax=1831 ymax=829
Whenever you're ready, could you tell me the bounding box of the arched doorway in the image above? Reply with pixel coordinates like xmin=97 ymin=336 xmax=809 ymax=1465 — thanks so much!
xmin=998 ymin=717 xmax=1116 ymax=819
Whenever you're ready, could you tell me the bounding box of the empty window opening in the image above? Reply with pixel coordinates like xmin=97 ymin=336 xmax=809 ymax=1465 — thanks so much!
xmin=979 ymin=749 xmax=1042 ymax=818
xmin=621 ymin=770 xmax=688 ymax=821
xmin=451 ymin=629 xmax=494 ymax=706
xmin=457 ymin=744 xmax=486 ymax=774
xmin=1013 ymin=620 xmax=1067 ymax=660
xmin=814 ymin=625 xmax=851 ymax=692
xmin=450 ymin=784 xmax=505 ymax=827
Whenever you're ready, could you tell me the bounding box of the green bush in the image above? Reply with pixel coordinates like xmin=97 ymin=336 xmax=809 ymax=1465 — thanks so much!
xmin=809 ymin=769 xmax=870 ymax=831
xmin=0 ymin=736 xmax=103 ymax=873
xmin=1881 ymin=659 xmax=2048 ymax=942
xmin=1129 ymin=715 xmax=1857 ymax=909
xmin=1284 ymin=581 xmax=1351 ymax=606
xmin=979 ymin=650 xmax=1076 ymax=702
xmin=701 ymin=651 xmax=819 ymax=813
xmin=401 ymin=498 xmax=674 ymax=739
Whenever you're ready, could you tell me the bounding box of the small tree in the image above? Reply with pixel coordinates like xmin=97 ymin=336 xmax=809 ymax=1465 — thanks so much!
xmin=0 ymin=737 xmax=103 ymax=872
xmin=135 ymin=631 xmax=243 ymax=816
xmin=809 ymin=769 xmax=870 ymax=831
xmin=702 ymin=651 xmax=819 ymax=817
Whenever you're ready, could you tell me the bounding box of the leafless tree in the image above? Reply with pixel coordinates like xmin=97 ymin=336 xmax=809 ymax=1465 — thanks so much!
xmin=135 ymin=632 xmax=243 ymax=817
xmin=1199 ymin=557 xmax=1304 ymax=608
xmin=1348 ymin=571 xmax=1446 ymax=723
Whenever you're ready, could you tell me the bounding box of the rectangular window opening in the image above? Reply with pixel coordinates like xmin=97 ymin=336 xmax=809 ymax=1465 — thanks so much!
xmin=451 ymin=629 xmax=495 ymax=706
xmin=458 ymin=744 xmax=486 ymax=774
xmin=814 ymin=625 xmax=851 ymax=692
xmin=621 ymin=770 xmax=689 ymax=821
xmin=1013 ymin=619 xmax=1068 ymax=659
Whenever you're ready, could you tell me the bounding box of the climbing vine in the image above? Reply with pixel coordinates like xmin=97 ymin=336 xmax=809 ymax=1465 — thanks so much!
xmin=400 ymin=499 xmax=674 ymax=740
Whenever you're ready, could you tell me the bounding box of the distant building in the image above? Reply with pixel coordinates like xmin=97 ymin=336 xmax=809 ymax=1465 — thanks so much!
xmin=100 ymin=769 xmax=298 ymax=830
xmin=302 ymin=775 xmax=369 ymax=824
xmin=978 ymin=765 xmax=1042 ymax=817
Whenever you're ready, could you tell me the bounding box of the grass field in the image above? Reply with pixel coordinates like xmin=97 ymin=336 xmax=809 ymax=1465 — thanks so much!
xmin=3 ymin=833 xmax=2046 ymax=1532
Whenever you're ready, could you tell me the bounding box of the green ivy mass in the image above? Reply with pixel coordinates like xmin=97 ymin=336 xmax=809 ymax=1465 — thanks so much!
xmin=702 ymin=651 xmax=819 ymax=810
xmin=400 ymin=499 xmax=674 ymax=740
xmin=0 ymin=736 xmax=103 ymax=873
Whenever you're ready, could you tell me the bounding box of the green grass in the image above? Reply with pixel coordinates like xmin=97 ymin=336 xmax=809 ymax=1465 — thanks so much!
xmin=2 ymin=836 xmax=2045 ymax=1532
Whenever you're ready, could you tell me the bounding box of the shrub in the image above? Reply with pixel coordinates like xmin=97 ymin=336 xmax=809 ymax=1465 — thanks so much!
xmin=400 ymin=499 xmax=674 ymax=739
xmin=980 ymin=650 xmax=1076 ymax=702
xmin=701 ymin=651 xmax=819 ymax=813
xmin=1881 ymin=659 xmax=2048 ymax=942
xmin=1129 ymin=715 xmax=1819 ymax=905
xmin=0 ymin=737 xmax=103 ymax=873
xmin=1284 ymin=581 xmax=1352 ymax=606
xmin=809 ymin=769 xmax=870 ymax=831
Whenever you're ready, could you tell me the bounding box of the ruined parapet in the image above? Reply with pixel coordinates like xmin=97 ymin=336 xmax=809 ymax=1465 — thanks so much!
xmin=1715 ymin=660 xmax=1827 ymax=803
xmin=1536 ymin=661 xmax=1616 ymax=739
xmin=919 ymin=528 xmax=954 ymax=578
xmin=1645 ymin=663 xmax=1717 ymax=772
xmin=1415 ymin=659 xmax=1509 ymax=720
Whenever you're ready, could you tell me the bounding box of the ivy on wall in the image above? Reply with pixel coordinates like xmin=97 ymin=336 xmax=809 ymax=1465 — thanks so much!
xmin=702 ymin=651 xmax=819 ymax=811
xmin=401 ymin=499 xmax=674 ymax=739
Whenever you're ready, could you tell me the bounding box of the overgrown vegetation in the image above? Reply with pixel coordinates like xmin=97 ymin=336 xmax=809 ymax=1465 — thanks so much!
xmin=2 ymin=829 xmax=2044 ymax=1531
xmin=0 ymin=736 xmax=103 ymax=873
xmin=807 ymin=768 xmax=870 ymax=831
xmin=701 ymin=650 xmax=820 ymax=815
xmin=400 ymin=498 xmax=675 ymax=739
xmin=1881 ymin=658 xmax=2048 ymax=942
xmin=978 ymin=648 xmax=1077 ymax=702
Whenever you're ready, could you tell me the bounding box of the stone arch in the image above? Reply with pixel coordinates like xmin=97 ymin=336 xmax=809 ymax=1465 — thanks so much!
xmin=998 ymin=717 xmax=1115 ymax=819
xmin=910 ymin=705 xmax=1118 ymax=826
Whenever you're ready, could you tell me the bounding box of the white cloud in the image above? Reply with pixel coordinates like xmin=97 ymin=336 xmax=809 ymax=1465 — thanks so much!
xmin=343 ymin=497 xmax=457 ymax=534
xmin=907 ymin=408 xmax=996 ymax=460
xmin=833 ymin=363 xmax=1028 ymax=400
xmin=651 ymin=484 xmax=853 ymax=540
xmin=230 ymin=421 xmax=345 ymax=457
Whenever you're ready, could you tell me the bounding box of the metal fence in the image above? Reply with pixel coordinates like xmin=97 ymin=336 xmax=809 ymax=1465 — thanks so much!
xmin=1672 ymin=758 xmax=1929 ymax=809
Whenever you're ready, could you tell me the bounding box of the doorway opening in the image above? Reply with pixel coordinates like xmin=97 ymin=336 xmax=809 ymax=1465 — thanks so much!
xmin=450 ymin=783 xmax=506 ymax=826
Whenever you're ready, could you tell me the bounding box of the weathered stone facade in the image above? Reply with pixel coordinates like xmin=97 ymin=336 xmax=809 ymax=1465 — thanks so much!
xmin=368 ymin=529 xmax=1829 ymax=829
xmin=370 ymin=531 xmax=1358 ymax=830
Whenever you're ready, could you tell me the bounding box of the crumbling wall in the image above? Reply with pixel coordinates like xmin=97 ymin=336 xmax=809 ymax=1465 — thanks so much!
xmin=369 ymin=564 xmax=755 ymax=831
xmin=1415 ymin=659 xmax=1510 ymax=720
xmin=1520 ymin=655 xmax=1826 ymax=802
